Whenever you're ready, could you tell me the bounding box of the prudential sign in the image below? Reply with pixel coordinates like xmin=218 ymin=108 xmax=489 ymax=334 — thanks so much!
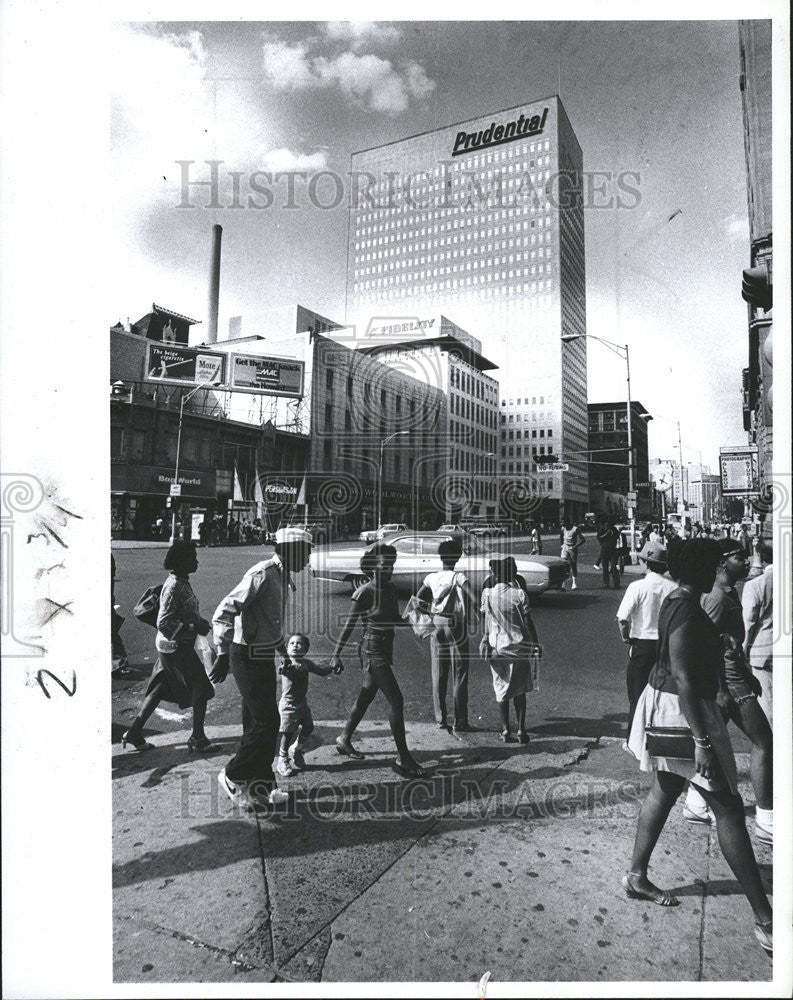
xmin=452 ymin=108 xmax=548 ymax=157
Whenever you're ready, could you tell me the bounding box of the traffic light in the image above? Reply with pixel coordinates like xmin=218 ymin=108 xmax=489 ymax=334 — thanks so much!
xmin=742 ymin=264 xmax=772 ymax=311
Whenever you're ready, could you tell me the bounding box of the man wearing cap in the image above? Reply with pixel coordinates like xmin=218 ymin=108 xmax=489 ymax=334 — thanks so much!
xmin=211 ymin=526 xmax=312 ymax=810
xmin=616 ymin=543 xmax=677 ymax=748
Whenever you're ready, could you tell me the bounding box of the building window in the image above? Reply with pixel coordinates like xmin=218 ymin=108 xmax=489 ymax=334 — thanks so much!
xmin=324 ymin=403 xmax=333 ymax=429
xmin=326 ymin=370 xmax=334 ymax=391
xmin=111 ymin=427 xmax=123 ymax=458
xmin=130 ymin=430 xmax=146 ymax=461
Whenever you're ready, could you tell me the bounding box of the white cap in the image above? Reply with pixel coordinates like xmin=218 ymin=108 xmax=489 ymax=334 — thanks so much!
xmin=275 ymin=526 xmax=312 ymax=545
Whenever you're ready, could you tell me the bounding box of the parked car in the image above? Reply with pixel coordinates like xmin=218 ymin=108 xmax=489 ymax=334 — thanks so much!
xmin=377 ymin=522 xmax=409 ymax=539
xmin=359 ymin=523 xmax=408 ymax=543
xmin=436 ymin=523 xmax=463 ymax=533
xmin=311 ymin=531 xmax=570 ymax=596
xmin=463 ymin=522 xmax=507 ymax=541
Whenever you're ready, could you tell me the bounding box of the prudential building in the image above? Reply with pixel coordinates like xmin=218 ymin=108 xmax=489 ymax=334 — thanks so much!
xmin=346 ymin=95 xmax=589 ymax=526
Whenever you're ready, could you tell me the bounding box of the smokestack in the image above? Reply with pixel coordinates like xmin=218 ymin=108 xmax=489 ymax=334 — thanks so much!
xmin=207 ymin=223 xmax=222 ymax=344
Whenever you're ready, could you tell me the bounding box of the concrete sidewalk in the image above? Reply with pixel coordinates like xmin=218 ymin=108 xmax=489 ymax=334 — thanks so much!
xmin=112 ymin=722 xmax=773 ymax=986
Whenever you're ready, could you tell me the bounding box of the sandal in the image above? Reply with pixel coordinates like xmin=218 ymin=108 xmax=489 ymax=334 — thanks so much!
xmin=186 ymin=735 xmax=216 ymax=753
xmin=622 ymin=872 xmax=679 ymax=907
xmin=392 ymin=760 xmax=429 ymax=780
xmin=335 ymin=736 xmax=365 ymax=760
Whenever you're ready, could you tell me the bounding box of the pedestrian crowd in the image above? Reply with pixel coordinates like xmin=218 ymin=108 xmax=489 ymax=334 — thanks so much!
xmin=115 ymin=517 xmax=775 ymax=958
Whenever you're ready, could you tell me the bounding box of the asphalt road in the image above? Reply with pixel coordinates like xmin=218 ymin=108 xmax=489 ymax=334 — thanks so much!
xmin=112 ymin=536 xmax=638 ymax=745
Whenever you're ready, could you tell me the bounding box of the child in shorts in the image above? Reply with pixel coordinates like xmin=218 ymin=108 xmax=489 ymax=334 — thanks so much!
xmin=276 ymin=633 xmax=334 ymax=776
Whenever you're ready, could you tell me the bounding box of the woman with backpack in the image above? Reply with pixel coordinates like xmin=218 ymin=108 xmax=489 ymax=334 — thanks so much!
xmin=122 ymin=541 xmax=215 ymax=752
xmin=414 ymin=538 xmax=478 ymax=733
xmin=480 ymin=556 xmax=541 ymax=743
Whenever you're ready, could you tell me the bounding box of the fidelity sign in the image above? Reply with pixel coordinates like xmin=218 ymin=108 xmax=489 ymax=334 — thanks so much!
xmin=452 ymin=108 xmax=548 ymax=157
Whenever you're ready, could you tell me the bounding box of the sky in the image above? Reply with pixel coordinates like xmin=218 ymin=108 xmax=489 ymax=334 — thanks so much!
xmin=110 ymin=18 xmax=758 ymax=469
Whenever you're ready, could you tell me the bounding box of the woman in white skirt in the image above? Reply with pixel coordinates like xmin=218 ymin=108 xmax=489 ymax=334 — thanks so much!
xmin=481 ymin=557 xmax=540 ymax=743
xmin=625 ymin=538 xmax=772 ymax=956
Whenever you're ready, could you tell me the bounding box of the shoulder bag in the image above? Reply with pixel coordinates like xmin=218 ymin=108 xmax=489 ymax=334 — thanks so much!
xmin=644 ymin=604 xmax=695 ymax=760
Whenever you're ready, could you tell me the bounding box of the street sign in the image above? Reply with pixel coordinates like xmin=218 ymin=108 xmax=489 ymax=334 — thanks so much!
xmin=169 ymin=483 xmax=182 ymax=497
xmin=536 ymin=462 xmax=569 ymax=471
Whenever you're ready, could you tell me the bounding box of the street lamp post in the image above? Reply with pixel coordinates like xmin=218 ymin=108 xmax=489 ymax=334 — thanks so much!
xmin=377 ymin=430 xmax=410 ymax=530
xmin=561 ymin=333 xmax=636 ymax=556
xmin=170 ymin=381 xmax=220 ymax=545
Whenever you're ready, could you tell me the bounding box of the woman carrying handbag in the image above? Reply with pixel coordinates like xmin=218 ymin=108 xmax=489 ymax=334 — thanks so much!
xmin=122 ymin=541 xmax=216 ymax=753
xmin=480 ymin=557 xmax=541 ymax=743
xmin=624 ymin=538 xmax=772 ymax=957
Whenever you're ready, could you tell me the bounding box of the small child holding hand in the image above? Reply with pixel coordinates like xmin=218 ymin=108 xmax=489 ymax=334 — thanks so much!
xmin=277 ymin=633 xmax=333 ymax=777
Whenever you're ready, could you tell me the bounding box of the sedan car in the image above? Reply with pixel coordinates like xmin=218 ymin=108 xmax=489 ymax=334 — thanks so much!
xmin=464 ymin=523 xmax=508 ymax=540
xmin=310 ymin=531 xmax=570 ymax=596
xmin=359 ymin=522 xmax=409 ymax=544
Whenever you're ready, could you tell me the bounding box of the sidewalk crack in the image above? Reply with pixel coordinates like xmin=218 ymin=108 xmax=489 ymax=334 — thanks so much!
xmin=254 ymin=813 xmax=278 ymax=965
xmin=697 ymin=827 xmax=713 ymax=980
xmin=562 ymin=735 xmax=602 ymax=767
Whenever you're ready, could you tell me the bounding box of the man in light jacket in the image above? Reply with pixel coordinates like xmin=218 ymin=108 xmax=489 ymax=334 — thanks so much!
xmin=742 ymin=538 xmax=773 ymax=724
xmin=212 ymin=526 xmax=312 ymax=811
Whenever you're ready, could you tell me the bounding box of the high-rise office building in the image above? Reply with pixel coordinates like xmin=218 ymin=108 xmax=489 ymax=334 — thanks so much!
xmin=346 ymin=95 xmax=588 ymax=523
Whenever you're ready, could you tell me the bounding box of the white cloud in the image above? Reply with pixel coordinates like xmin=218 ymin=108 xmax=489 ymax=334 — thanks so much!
xmin=725 ymin=213 xmax=750 ymax=243
xmin=323 ymin=22 xmax=402 ymax=50
xmin=260 ymin=33 xmax=435 ymax=115
xmin=260 ymin=147 xmax=329 ymax=172
xmin=261 ymin=38 xmax=316 ymax=90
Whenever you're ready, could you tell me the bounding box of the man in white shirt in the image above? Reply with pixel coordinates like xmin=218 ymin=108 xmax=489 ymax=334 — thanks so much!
xmin=742 ymin=539 xmax=773 ymax=725
xmin=212 ymin=527 xmax=311 ymax=811
xmin=617 ymin=544 xmax=677 ymax=748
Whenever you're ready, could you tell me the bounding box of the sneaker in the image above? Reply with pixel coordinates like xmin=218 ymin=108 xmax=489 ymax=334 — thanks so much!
xmin=755 ymin=823 xmax=773 ymax=846
xmin=268 ymin=788 xmax=289 ymax=805
xmin=277 ymin=757 xmax=298 ymax=777
xmin=218 ymin=768 xmax=242 ymax=804
xmin=683 ymin=806 xmax=713 ymax=826
xmin=291 ymin=746 xmax=306 ymax=770
xmin=755 ymin=920 xmax=773 ymax=955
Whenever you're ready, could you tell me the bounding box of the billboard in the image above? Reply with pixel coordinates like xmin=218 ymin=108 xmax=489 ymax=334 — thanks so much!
xmin=229 ymin=354 xmax=304 ymax=398
xmin=146 ymin=343 xmax=227 ymax=387
xmin=719 ymin=446 xmax=758 ymax=495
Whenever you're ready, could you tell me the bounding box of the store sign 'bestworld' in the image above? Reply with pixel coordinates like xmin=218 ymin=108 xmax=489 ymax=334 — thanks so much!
xmin=452 ymin=108 xmax=548 ymax=157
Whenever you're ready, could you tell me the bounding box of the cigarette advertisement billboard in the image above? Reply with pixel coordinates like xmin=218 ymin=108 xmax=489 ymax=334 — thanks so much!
xmin=146 ymin=343 xmax=227 ymax=387
xmin=229 ymin=354 xmax=304 ymax=398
